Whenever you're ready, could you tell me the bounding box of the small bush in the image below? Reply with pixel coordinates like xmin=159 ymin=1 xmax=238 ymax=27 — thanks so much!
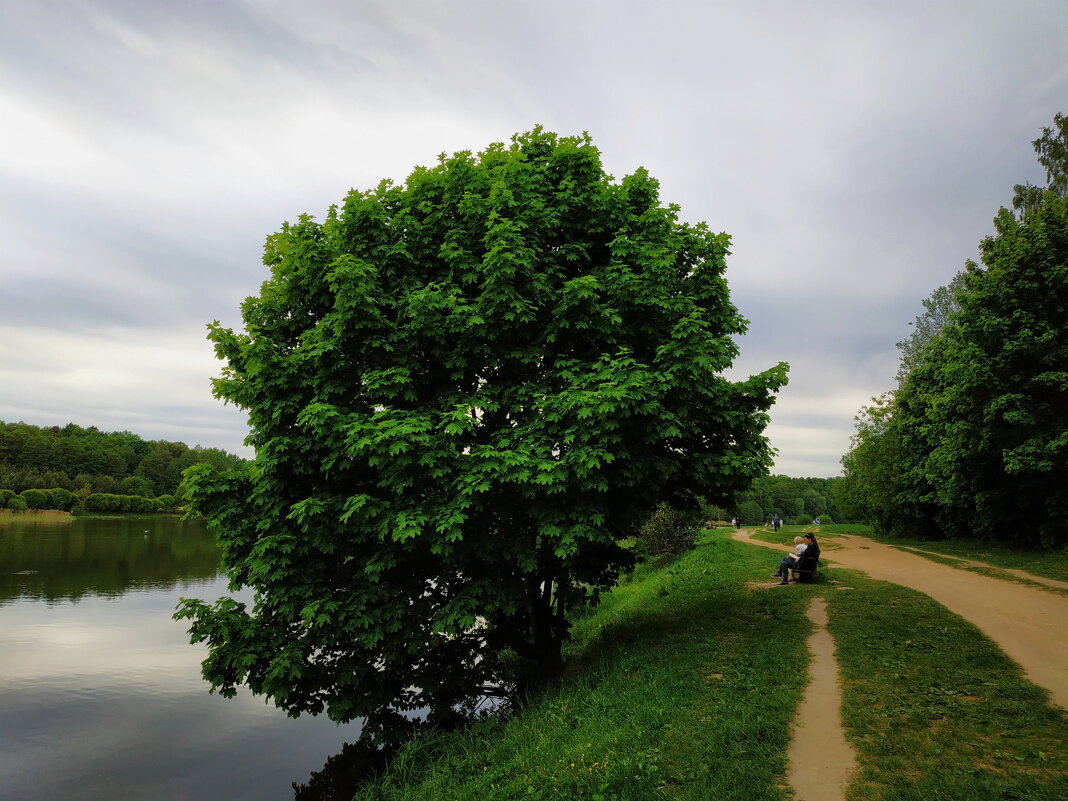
xmin=8 ymin=496 xmax=28 ymax=512
xmin=84 ymin=493 xmax=112 ymax=512
xmin=19 ymin=489 xmax=49 ymax=510
xmin=737 ymin=500 xmax=765 ymax=525
xmin=156 ymin=494 xmax=178 ymax=511
xmin=0 ymin=489 xmax=15 ymax=508
xmin=638 ymin=503 xmax=700 ymax=556
xmin=46 ymin=487 xmax=74 ymax=511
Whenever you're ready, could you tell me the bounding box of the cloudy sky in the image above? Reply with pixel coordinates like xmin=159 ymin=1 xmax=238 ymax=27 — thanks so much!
xmin=1 ymin=0 xmax=1064 ymax=477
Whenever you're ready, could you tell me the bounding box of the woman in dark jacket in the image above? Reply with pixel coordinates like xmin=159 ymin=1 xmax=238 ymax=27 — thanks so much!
xmin=772 ymin=532 xmax=818 ymax=585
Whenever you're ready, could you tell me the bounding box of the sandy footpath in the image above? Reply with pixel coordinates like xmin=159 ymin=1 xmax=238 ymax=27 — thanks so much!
xmin=787 ymin=597 xmax=858 ymax=801
xmin=733 ymin=528 xmax=1068 ymax=710
xmin=733 ymin=528 xmax=1068 ymax=801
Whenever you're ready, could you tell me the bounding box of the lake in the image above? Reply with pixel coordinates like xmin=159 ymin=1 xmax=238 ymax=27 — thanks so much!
xmin=0 ymin=514 xmax=364 ymax=801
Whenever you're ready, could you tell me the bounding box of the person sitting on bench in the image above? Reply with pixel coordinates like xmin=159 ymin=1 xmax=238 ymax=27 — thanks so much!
xmin=771 ymin=536 xmax=807 ymax=579
xmin=772 ymin=532 xmax=819 ymax=585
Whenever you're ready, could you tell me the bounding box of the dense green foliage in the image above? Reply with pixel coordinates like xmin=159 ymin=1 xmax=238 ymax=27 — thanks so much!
xmin=839 ymin=114 xmax=1068 ymax=547
xmin=836 ymin=394 xmax=902 ymax=534
xmin=893 ymin=272 xmax=966 ymax=386
xmin=18 ymin=488 xmax=48 ymax=510
xmin=0 ymin=487 xmax=182 ymax=514
xmin=340 ymin=534 xmax=808 ymax=800
xmin=636 ymin=502 xmax=700 ymax=556
xmin=0 ymin=487 xmax=74 ymax=511
xmin=177 ymin=128 xmax=786 ymax=743
xmin=1013 ymin=112 xmax=1067 ymax=217
xmin=0 ymin=420 xmax=248 ymax=496
xmin=733 ymin=474 xmax=843 ymax=524
xmin=301 ymin=533 xmax=1067 ymax=801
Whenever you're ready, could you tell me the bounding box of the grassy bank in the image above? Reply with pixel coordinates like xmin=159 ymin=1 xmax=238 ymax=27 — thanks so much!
xmin=0 ymin=509 xmax=73 ymax=524
xmin=353 ymin=532 xmax=811 ymax=800
xmin=344 ymin=529 xmax=1068 ymax=800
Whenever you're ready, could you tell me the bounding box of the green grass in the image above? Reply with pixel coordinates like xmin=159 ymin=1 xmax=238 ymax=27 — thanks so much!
xmin=825 ymin=571 xmax=1068 ymax=800
xmin=352 ymin=533 xmax=812 ymax=800
xmin=346 ymin=532 xmax=1068 ymax=800
xmin=748 ymin=523 xmax=863 ymax=545
xmin=0 ymin=509 xmax=74 ymax=524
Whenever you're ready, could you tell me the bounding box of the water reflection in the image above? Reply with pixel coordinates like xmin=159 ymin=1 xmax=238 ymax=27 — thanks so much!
xmin=0 ymin=517 xmax=363 ymax=801
xmin=292 ymin=741 xmax=392 ymax=801
xmin=0 ymin=515 xmax=221 ymax=603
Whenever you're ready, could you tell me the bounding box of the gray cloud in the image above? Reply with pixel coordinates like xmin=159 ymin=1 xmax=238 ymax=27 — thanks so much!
xmin=1 ymin=0 xmax=1065 ymax=475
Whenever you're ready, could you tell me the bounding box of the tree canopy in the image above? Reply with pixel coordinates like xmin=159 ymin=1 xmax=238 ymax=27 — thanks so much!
xmin=1013 ymin=112 xmax=1067 ymax=217
xmin=840 ymin=113 xmax=1068 ymax=547
xmin=731 ymin=474 xmax=845 ymax=524
xmin=0 ymin=420 xmax=247 ymax=496
xmin=176 ymin=128 xmax=787 ymax=742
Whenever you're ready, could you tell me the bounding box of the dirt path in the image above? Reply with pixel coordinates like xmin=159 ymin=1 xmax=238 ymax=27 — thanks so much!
xmin=732 ymin=528 xmax=1068 ymax=709
xmin=787 ymin=597 xmax=858 ymax=801
xmin=894 ymin=545 xmax=1068 ymax=591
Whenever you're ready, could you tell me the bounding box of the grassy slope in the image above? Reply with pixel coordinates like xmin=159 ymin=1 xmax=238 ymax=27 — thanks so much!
xmin=355 ymin=533 xmax=808 ymax=800
xmin=350 ymin=530 xmax=1068 ymax=800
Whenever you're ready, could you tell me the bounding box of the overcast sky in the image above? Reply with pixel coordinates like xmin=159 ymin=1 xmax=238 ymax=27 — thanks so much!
xmin=1 ymin=0 xmax=1064 ymax=477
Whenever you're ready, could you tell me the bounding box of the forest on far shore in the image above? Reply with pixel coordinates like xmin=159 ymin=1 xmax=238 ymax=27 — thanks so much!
xmin=0 ymin=420 xmax=248 ymax=498
xmin=0 ymin=419 xmax=842 ymax=524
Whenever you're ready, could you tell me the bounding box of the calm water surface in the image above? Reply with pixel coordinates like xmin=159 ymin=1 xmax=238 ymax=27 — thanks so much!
xmin=0 ymin=515 xmax=362 ymax=801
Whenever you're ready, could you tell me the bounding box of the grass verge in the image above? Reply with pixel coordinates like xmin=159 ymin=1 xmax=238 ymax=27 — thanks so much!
xmin=351 ymin=532 xmax=811 ymax=800
xmin=0 ymin=509 xmax=74 ymax=524
xmin=347 ymin=531 xmax=1068 ymax=800
xmin=825 ymin=571 xmax=1068 ymax=801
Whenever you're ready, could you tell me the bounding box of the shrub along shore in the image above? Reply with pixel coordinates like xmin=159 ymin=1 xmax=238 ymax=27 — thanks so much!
xmin=0 ymin=487 xmax=181 ymax=515
xmin=338 ymin=530 xmax=1068 ymax=800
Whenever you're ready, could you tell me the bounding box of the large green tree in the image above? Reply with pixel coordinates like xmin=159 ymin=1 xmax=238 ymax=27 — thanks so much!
xmin=895 ymin=191 xmax=1068 ymax=545
xmin=176 ymin=129 xmax=786 ymax=742
xmin=841 ymin=113 xmax=1068 ymax=546
xmin=893 ymin=271 xmax=966 ymax=386
xmin=1013 ymin=112 xmax=1067 ymax=217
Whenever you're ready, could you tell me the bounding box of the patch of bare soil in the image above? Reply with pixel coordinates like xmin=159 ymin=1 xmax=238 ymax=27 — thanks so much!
xmin=733 ymin=529 xmax=1068 ymax=710
xmin=788 ymin=597 xmax=858 ymax=801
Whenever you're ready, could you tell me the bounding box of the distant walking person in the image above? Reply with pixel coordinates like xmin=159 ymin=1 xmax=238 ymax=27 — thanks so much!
xmin=771 ymin=514 xmax=782 ymax=532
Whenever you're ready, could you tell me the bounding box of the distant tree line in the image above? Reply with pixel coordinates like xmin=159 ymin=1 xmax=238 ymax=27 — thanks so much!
xmin=837 ymin=114 xmax=1067 ymax=548
xmin=723 ymin=474 xmax=844 ymax=525
xmin=0 ymin=487 xmax=181 ymax=513
xmin=0 ymin=420 xmax=249 ymax=502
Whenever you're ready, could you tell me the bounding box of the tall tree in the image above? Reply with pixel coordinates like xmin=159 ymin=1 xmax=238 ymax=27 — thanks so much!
xmin=176 ymin=128 xmax=787 ymax=742
xmin=1013 ymin=112 xmax=1067 ymax=217
xmin=896 ymin=193 xmax=1068 ymax=546
xmin=894 ymin=272 xmax=967 ymax=386
xmin=842 ymin=112 xmax=1068 ymax=545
